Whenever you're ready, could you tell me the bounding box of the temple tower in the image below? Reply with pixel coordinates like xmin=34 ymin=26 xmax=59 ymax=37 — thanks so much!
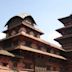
xmin=0 ymin=13 xmax=66 ymax=72
xmin=2 ymin=13 xmax=44 ymax=72
xmin=55 ymin=15 xmax=72 ymax=72
xmin=55 ymin=15 xmax=72 ymax=51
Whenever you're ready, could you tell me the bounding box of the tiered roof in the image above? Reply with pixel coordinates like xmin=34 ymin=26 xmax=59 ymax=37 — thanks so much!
xmin=0 ymin=13 xmax=66 ymax=60
xmin=55 ymin=14 xmax=72 ymax=51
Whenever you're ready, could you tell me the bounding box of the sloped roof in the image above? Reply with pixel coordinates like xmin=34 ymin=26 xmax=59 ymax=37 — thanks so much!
xmin=58 ymin=14 xmax=72 ymax=25
xmin=0 ymin=50 xmax=15 ymax=57
xmin=16 ymin=45 xmax=66 ymax=60
xmin=5 ymin=13 xmax=36 ymax=26
xmin=0 ymin=32 xmax=65 ymax=51
xmin=3 ymin=22 xmax=43 ymax=35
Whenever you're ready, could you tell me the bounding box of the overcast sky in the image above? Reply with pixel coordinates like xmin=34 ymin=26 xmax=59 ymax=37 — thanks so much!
xmin=0 ymin=0 xmax=72 ymax=46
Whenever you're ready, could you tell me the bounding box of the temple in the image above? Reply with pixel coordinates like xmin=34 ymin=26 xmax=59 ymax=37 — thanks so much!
xmin=0 ymin=13 xmax=72 ymax=72
xmin=55 ymin=14 xmax=72 ymax=72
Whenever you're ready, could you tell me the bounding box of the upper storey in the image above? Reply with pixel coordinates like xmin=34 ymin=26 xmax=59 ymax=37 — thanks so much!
xmin=59 ymin=14 xmax=72 ymax=27
xmin=5 ymin=13 xmax=36 ymax=28
xmin=3 ymin=13 xmax=43 ymax=38
xmin=55 ymin=14 xmax=72 ymax=51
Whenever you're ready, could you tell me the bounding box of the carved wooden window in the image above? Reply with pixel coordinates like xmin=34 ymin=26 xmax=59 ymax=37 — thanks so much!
xmin=31 ymin=43 xmax=38 ymax=49
xmin=25 ymin=41 xmax=32 ymax=47
xmin=55 ymin=51 xmax=60 ymax=55
xmin=41 ymin=47 xmax=47 ymax=52
xmin=23 ymin=62 xmax=33 ymax=69
xmin=19 ymin=27 xmax=26 ymax=33
xmin=35 ymin=66 xmax=47 ymax=72
xmin=11 ymin=30 xmax=16 ymax=36
xmin=47 ymin=65 xmax=51 ymax=71
xmin=29 ymin=31 xmax=35 ymax=36
xmin=11 ymin=40 xmax=18 ymax=47
xmin=19 ymin=41 xmax=26 ymax=46
xmin=6 ymin=43 xmax=11 ymax=48
xmin=4 ymin=41 xmax=11 ymax=48
xmin=17 ymin=60 xmax=25 ymax=69
xmin=50 ymin=49 xmax=54 ymax=54
xmin=52 ymin=66 xmax=58 ymax=71
xmin=37 ymin=34 xmax=40 ymax=38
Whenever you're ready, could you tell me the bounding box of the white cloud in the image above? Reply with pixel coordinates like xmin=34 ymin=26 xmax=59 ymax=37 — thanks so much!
xmin=0 ymin=33 xmax=6 ymax=39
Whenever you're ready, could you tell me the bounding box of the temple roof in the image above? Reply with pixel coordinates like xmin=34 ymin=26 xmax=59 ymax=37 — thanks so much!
xmin=0 ymin=50 xmax=15 ymax=57
xmin=58 ymin=14 xmax=72 ymax=26
xmin=0 ymin=32 xmax=65 ymax=51
xmin=56 ymin=25 xmax=72 ymax=32
xmin=3 ymin=22 xmax=43 ymax=35
xmin=15 ymin=45 xmax=66 ymax=60
xmin=56 ymin=25 xmax=72 ymax=35
xmin=5 ymin=13 xmax=36 ymax=26
xmin=55 ymin=34 xmax=72 ymax=40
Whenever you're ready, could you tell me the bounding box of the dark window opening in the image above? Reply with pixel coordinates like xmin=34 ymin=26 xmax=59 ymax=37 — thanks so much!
xmin=13 ymin=39 xmax=19 ymax=46
xmin=25 ymin=41 xmax=32 ymax=47
xmin=24 ymin=63 xmax=33 ymax=69
xmin=2 ymin=63 xmax=8 ymax=67
xmin=53 ymin=67 xmax=57 ymax=71
xmin=47 ymin=65 xmax=51 ymax=70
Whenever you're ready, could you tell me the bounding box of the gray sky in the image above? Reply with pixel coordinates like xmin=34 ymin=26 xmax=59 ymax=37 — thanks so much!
xmin=0 ymin=0 xmax=72 ymax=46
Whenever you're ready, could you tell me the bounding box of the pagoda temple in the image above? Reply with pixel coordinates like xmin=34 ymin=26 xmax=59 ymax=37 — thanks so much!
xmin=0 ymin=13 xmax=71 ymax=72
xmin=55 ymin=15 xmax=72 ymax=72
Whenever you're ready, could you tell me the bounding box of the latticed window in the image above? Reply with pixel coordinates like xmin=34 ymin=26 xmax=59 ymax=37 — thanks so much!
xmin=19 ymin=41 xmax=26 ymax=46
xmin=12 ymin=39 xmax=19 ymax=47
xmin=47 ymin=65 xmax=51 ymax=71
xmin=41 ymin=47 xmax=47 ymax=52
xmin=29 ymin=31 xmax=35 ymax=36
xmin=50 ymin=49 xmax=54 ymax=54
xmin=3 ymin=41 xmax=11 ymax=48
xmin=56 ymin=51 xmax=60 ymax=55
xmin=35 ymin=66 xmax=47 ymax=72
xmin=25 ymin=41 xmax=32 ymax=47
xmin=23 ymin=61 xmax=33 ymax=69
xmin=24 ymin=63 xmax=32 ymax=69
xmin=31 ymin=43 xmax=38 ymax=49
xmin=53 ymin=67 xmax=57 ymax=71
